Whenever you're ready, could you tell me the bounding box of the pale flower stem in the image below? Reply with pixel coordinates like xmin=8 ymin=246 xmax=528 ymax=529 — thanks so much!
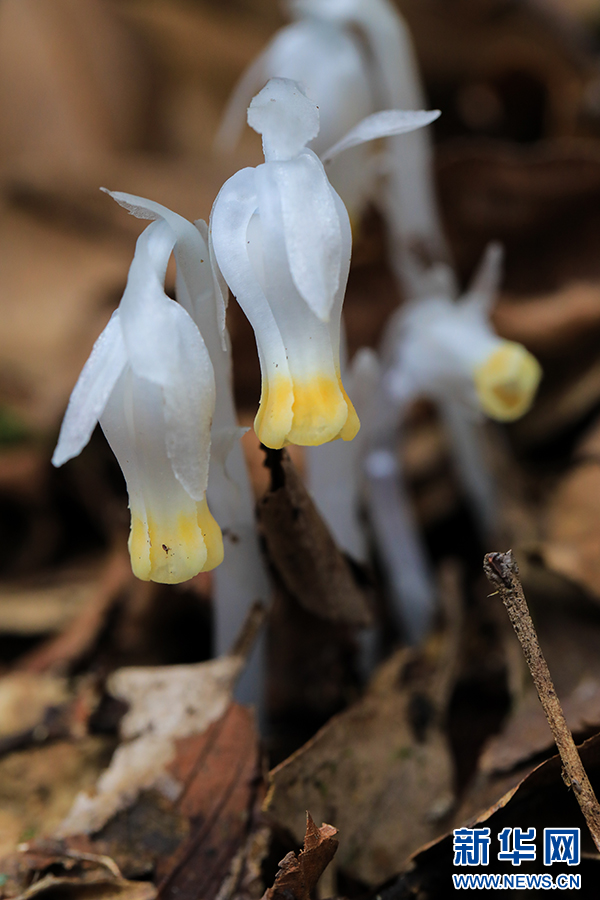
xmin=305 ymin=438 xmax=367 ymax=562
xmin=364 ymin=442 xmax=437 ymax=644
xmin=209 ymin=437 xmax=270 ymax=716
xmin=440 ymin=400 xmax=497 ymax=537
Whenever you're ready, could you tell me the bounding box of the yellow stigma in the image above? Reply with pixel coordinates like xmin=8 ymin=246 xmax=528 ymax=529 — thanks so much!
xmin=255 ymin=371 xmax=360 ymax=448
xmin=128 ymin=498 xmax=223 ymax=584
xmin=474 ymin=341 xmax=542 ymax=422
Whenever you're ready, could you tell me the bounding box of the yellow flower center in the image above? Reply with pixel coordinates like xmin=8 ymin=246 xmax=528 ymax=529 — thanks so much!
xmin=473 ymin=341 xmax=542 ymax=422
xmin=254 ymin=371 xmax=360 ymax=448
xmin=129 ymin=497 xmax=223 ymax=584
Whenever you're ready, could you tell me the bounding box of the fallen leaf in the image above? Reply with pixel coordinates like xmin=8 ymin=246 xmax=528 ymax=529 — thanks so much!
xmin=265 ymin=644 xmax=456 ymax=885
xmin=0 ymin=737 xmax=114 ymax=859
xmin=0 ymin=563 xmax=103 ymax=637
xmin=0 ymin=672 xmax=68 ymax=740
xmin=262 ymin=813 xmax=338 ymax=900
xmin=393 ymin=732 xmax=600 ymax=899
xmin=541 ymin=416 xmax=600 ymax=598
xmin=257 ymin=450 xmax=372 ymax=627
xmin=57 ymin=654 xmax=247 ymax=837
xmin=12 ymin=874 xmax=157 ymax=900
xmin=17 ymin=549 xmax=133 ymax=675
xmin=480 ymin=679 xmax=600 ymax=777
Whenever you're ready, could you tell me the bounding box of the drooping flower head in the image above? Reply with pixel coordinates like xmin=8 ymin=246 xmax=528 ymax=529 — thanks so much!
xmin=211 ymin=77 xmax=438 ymax=450
xmin=382 ymin=244 xmax=542 ymax=422
xmin=212 ymin=78 xmax=357 ymax=449
xmin=53 ymin=218 xmax=223 ymax=584
xmin=96 ymin=190 xmax=271 ymax=664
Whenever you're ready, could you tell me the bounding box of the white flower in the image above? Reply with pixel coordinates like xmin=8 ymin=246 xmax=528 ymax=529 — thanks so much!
xmin=211 ymin=78 xmax=437 ymax=450
xmin=98 ymin=190 xmax=271 ymax=665
xmin=382 ymin=244 xmax=542 ymax=422
xmin=52 ymin=218 xmax=223 ymax=584
xmin=212 ymin=78 xmax=357 ymax=449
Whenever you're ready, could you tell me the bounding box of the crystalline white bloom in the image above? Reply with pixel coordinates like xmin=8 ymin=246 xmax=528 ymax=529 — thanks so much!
xmin=383 ymin=244 xmax=542 ymax=423
xmin=212 ymin=78 xmax=357 ymax=450
xmin=99 ymin=189 xmax=270 ymax=670
xmin=52 ymin=218 xmax=223 ymax=584
xmin=211 ymin=78 xmax=437 ymax=450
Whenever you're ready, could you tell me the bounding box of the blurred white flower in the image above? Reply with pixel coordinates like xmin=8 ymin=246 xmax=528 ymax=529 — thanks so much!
xmin=52 ymin=218 xmax=222 ymax=584
xmin=218 ymin=0 xmax=443 ymax=263
xmin=383 ymin=244 xmax=542 ymax=423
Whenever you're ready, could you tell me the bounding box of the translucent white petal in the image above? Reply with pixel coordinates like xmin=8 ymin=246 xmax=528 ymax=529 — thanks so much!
xmin=101 ymin=369 xmax=222 ymax=584
xmin=321 ymin=109 xmax=440 ymax=163
xmin=247 ymin=77 xmax=319 ymax=161
xmin=326 ymin=185 xmax=353 ymax=362
xmin=118 ymin=220 xmax=179 ymax=384
xmin=162 ymin=300 xmax=215 ymax=501
xmin=210 ymin=168 xmax=293 ymax=447
xmin=210 ymin=169 xmax=288 ymax=375
xmin=462 ymin=242 xmax=504 ymax=313
xmin=103 ymin=188 xmax=227 ymax=350
xmin=52 ymin=311 xmax=127 ymax=467
xmin=248 ymin=177 xmax=356 ymax=445
xmin=260 ymin=151 xmax=342 ymax=321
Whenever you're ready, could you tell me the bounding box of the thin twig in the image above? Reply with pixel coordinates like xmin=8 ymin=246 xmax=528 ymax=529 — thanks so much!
xmin=483 ymin=549 xmax=600 ymax=852
xmin=230 ymin=600 xmax=267 ymax=663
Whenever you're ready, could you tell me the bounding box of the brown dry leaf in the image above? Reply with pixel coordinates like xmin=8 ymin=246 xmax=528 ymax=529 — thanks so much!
xmin=57 ymin=656 xmax=245 ymax=837
xmin=154 ymin=703 xmax=262 ymax=900
xmin=394 ymin=733 xmax=600 ymax=899
xmin=481 ymin=678 xmax=600 ymax=778
xmin=54 ymin=703 xmax=263 ymax=899
xmin=262 ymin=814 xmax=338 ymax=900
xmin=0 ymin=562 xmax=104 ymax=637
xmin=57 ymin=603 xmax=263 ymax=837
xmin=17 ymin=549 xmax=133 ymax=675
xmin=0 ymin=737 xmax=114 ymax=859
xmin=0 ymin=672 xmax=69 ymax=740
xmin=541 ymin=418 xmax=600 ymax=598
xmin=265 ymin=646 xmax=455 ymax=885
xmin=267 ymin=582 xmax=361 ymax=729
xmin=257 ymin=450 xmax=372 ymax=627
xmin=12 ymin=874 xmax=157 ymax=900
xmin=0 ymin=609 xmax=267 ymax=900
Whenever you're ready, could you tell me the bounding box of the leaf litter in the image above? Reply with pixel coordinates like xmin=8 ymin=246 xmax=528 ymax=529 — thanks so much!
xmin=5 ymin=2 xmax=600 ymax=899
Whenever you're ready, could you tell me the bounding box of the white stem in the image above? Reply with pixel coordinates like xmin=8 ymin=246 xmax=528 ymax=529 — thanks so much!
xmin=352 ymin=1 xmax=450 ymax=281
xmin=305 ymin=438 xmax=367 ymax=562
xmin=364 ymin=442 xmax=437 ymax=644
xmin=304 ymin=333 xmax=373 ymax=563
xmin=440 ymin=400 xmax=497 ymax=538
xmin=207 ymin=387 xmax=270 ymax=712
